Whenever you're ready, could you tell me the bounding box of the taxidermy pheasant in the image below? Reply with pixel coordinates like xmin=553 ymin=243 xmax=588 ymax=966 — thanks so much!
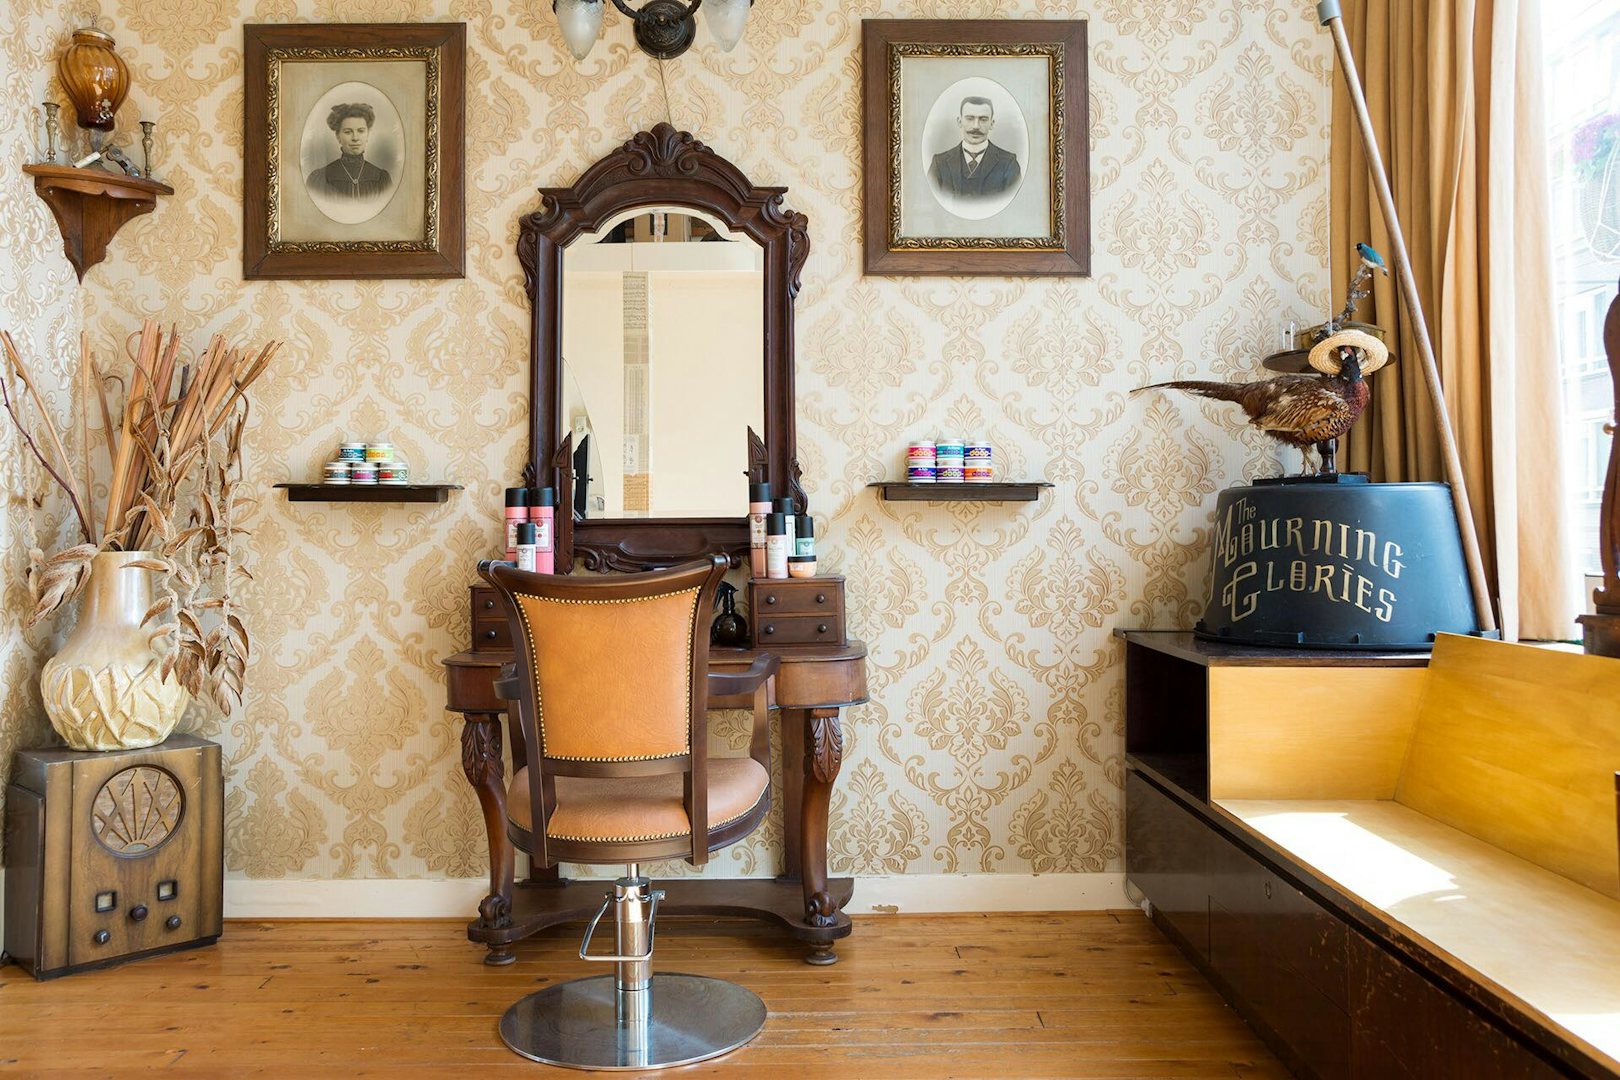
xmin=1134 ymin=246 xmax=1392 ymax=476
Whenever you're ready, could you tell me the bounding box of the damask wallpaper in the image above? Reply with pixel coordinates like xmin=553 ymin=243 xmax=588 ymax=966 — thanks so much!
xmin=0 ymin=0 xmax=1330 ymax=889
xmin=0 ymin=2 xmax=84 ymax=868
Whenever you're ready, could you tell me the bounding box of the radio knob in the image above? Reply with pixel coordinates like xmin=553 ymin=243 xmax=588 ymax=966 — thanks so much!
xmin=92 ymin=929 xmax=110 ymax=946
xmin=129 ymin=904 xmax=149 ymax=922
xmin=166 ymin=915 xmax=183 ymax=931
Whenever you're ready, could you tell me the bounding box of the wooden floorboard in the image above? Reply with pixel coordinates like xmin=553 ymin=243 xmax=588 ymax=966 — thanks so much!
xmin=0 ymin=911 xmax=1286 ymax=1078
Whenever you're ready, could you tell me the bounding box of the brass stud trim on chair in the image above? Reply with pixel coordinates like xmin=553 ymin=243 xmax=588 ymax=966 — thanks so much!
xmin=545 ymin=787 xmax=768 ymax=844
xmin=514 ymin=586 xmax=701 ymax=760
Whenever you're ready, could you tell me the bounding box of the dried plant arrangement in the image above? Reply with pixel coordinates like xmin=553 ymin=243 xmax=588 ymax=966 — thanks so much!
xmin=0 ymin=321 xmax=280 ymax=715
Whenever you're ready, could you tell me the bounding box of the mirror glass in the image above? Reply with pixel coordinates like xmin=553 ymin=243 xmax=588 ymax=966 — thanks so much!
xmin=561 ymin=206 xmax=765 ymax=520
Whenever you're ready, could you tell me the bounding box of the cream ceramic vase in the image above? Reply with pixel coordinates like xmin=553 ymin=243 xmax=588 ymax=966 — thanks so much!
xmin=40 ymin=551 xmax=189 ymax=751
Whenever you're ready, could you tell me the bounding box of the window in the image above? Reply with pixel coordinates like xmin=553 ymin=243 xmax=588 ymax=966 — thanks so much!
xmin=1545 ymin=1 xmax=1620 ymax=579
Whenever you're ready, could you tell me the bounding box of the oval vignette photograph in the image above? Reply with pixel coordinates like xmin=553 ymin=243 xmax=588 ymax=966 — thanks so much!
xmin=920 ymin=75 xmax=1028 ymax=221
xmin=299 ymin=80 xmax=405 ymax=225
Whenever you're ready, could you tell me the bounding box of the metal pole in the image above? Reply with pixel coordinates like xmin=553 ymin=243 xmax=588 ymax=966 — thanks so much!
xmin=1316 ymin=0 xmax=1498 ymax=634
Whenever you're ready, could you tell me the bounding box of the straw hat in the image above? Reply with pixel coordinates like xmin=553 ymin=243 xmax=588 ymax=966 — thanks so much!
xmin=1307 ymin=328 xmax=1391 ymax=376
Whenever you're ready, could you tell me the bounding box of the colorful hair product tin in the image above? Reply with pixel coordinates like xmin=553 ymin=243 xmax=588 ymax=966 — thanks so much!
xmin=965 ymin=440 xmax=993 ymax=462
xmin=323 ymin=460 xmax=351 ymax=484
xmin=935 ymin=435 xmax=965 ymax=482
xmin=365 ymin=442 xmax=395 ymax=463
xmin=378 ymin=462 xmax=409 ymax=484
xmin=907 ymin=440 xmax=936 ymax=461
xmin=906 ymin=465 xmax=937 ymax=484
xmin=350 ymin=461 xmax=378 ymax=485
xmin=338 ymin=442 xmax=367 ymax=462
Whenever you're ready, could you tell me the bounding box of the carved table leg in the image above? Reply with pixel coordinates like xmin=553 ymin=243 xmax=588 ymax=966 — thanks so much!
xmin=460 ymin=712 xmax=515 ymax=965
xmin=801 ymin=706 xmax=844 ymax=965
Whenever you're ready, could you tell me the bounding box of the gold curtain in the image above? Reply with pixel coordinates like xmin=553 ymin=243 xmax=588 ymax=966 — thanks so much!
xmin=1334 ymin=0 xmax=1577 ymax=639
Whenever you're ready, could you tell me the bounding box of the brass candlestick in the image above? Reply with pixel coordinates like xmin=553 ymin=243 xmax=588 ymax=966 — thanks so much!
xmin=42 ymin=102 xmax=61 ymax=164
xmin=140 ymin=120 xmax=156 ymax=179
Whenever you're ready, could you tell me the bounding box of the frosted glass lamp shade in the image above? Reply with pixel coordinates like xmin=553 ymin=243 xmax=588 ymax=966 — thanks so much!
xmin=554 ymin=0 xmax=604 ymax=60
xmin=702 ymin=0 xmax=751 ymax=51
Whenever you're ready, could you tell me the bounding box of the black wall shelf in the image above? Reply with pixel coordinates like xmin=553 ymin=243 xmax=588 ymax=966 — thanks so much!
xmin=868 ymin=481 xmax=1053 ymax=503
xmin=276 ymin=483 xmax=461 ymax=504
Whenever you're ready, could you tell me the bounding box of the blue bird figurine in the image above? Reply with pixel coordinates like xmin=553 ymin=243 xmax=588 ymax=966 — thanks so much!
xmin=1356 ymin=242 xmax=1387 ymax=274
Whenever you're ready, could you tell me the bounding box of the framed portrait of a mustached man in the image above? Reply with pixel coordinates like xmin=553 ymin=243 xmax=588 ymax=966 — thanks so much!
xmin=862 ymin=20 xmax=1089 ymax=276
xmin=244 ymin=23 xmax=465 ymax=279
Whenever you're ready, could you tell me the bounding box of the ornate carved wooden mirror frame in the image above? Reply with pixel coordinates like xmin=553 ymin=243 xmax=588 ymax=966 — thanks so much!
xmin=518 ymin=124 xmax=809 ymax=573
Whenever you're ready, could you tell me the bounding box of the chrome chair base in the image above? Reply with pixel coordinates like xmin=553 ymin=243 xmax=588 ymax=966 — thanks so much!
xmin=499 ymin=972 xmax=766 ymax=1070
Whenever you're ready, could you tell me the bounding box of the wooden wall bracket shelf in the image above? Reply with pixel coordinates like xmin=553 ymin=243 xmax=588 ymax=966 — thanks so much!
xmin=275 ymin=483 xmax=461 ymax=504
xmin=869 ymin=481 xmax=1053 ymax=503
xmin=22 ymin=164 xmax=173 ymax=281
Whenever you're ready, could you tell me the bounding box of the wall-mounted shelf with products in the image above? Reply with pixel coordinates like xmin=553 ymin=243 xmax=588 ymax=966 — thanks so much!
xmin=868 ymin=482 xmax=1053 ymax=503
xmin=276 ymin=484 xmax=462 ymax=504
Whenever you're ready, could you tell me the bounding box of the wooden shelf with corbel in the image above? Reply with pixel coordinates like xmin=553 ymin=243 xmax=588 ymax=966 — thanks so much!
xmin=22 ymin=164 xmax=173 ymax=281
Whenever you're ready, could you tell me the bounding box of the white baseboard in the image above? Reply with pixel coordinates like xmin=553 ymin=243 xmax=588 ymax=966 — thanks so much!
xmin=851 ymin=872 xmax=1127 ymax=914
xmin=221 ymin=872 xmax=1129 ymax=920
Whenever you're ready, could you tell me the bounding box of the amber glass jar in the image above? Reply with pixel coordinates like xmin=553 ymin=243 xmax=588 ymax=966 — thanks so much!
xmin=57 ymin=28 xmax=129 ymax=132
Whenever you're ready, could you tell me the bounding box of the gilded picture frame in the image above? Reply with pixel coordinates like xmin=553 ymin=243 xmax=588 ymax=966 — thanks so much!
xmin=862 ymin=20 xmax=1089 ymax=277
xmin=243 ymin=23 xmax=465 ymax=280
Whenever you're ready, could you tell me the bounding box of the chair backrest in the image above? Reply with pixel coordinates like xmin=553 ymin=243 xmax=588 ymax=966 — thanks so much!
xmin=1395 ymin=633 xmax=1620 ymax=899
xmin=481 ymin=555 xmax=728 ymax=865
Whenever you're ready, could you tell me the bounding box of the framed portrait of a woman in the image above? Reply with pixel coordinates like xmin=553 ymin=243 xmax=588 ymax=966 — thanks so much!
xmin=244 ymin=23 xmax=464 ymax=279
xmin=862 ymin=20 xmax=1089 ymax=277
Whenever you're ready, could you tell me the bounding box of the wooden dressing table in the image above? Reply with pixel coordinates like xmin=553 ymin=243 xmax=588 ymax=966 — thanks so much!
xmin=445 ymin=623 xmax=865 ymax=966
xmin=444 ymin=126 xmax=865 ymax=964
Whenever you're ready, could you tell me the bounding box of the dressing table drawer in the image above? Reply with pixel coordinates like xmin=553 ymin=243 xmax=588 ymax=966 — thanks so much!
xmin=471 ymin=586 xmax=501 ymax=619
xmin=472 ymin=618 xmax=512 ymax=651
xmin=755 ymin=616 xmax=845 ymax=647
xmin=470 ymin=586 xmax=511 ymax=652
xmin=750 ymin=578 xmax=844 ymax=616
xmin=748 ymin=577 xmax=846 ymax=648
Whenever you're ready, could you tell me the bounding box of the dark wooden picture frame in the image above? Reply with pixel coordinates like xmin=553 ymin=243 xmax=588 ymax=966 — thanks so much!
xmin=517 ymin=124 xmax=809 ymax=573
xmin=862 ymin=19 xmax=1089 ymax=277
xmin=243 ymin=23 xmax=465 ymax=279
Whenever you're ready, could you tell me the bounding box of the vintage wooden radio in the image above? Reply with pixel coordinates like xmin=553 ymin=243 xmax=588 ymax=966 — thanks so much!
xmin=3 ymin=734 xmax=223 ymax=979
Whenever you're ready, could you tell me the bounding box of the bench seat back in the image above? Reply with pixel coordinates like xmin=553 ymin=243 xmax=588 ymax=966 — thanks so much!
xmin=1395 ymin=634 xmax=1620 ymax=899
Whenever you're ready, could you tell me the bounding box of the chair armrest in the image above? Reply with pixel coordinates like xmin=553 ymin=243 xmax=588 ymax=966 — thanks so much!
xmin=707 ymin=653 xmax=780 ymax=698
xmin=493 ymin=662 xmax=521 ymax=702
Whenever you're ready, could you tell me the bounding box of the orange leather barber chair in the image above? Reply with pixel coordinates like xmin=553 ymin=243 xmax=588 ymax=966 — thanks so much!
xmin=480 ymin=555 xmax=778 ymax=1070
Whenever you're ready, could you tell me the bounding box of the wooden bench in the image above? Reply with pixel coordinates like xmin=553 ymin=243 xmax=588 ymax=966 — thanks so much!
xmin=1217 ymin=634 xmax=1620 ymax=1075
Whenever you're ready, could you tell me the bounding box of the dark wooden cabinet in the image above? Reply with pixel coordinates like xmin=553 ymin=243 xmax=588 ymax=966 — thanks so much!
xmin=1347 ymin=935 xmax=1562 ymax=1080
xmin=1122 ymin=632 xmax=1592 ymax=1080
xmin=1130 ymin=772 xmax=1351 ymax=1080
xmin=1124 ymin=771 xmax=1212 ymax=957
xmin=1205 ymin=813 xmax=1351 ymax=1080
xmin=1128 ymin=768 xmax=1569 ymax=1079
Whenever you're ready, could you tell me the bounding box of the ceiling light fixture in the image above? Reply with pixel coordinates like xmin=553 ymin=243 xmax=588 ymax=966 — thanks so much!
xmin=551 ymin=0 xmax=753 ymax=61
